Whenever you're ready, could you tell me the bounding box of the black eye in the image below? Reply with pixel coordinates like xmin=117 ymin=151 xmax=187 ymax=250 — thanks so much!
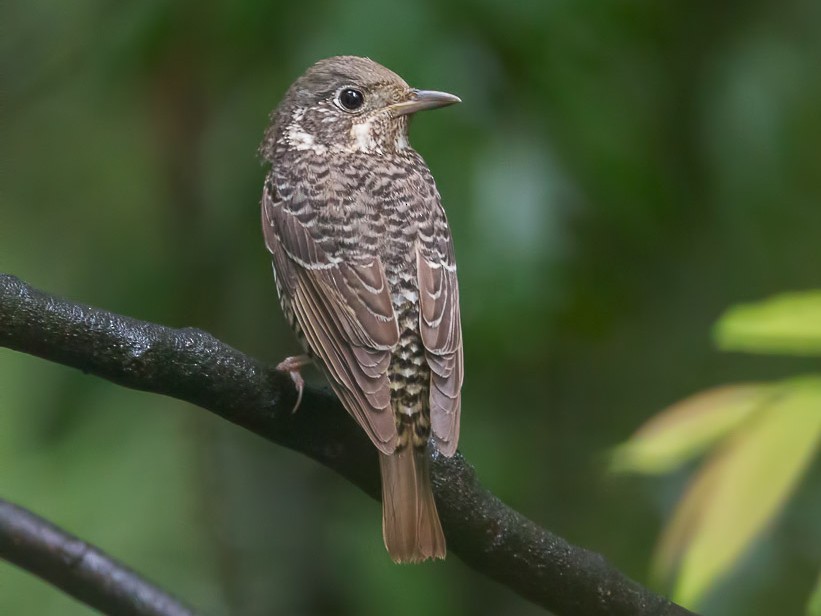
xmin=338 ymin=88 xmax=364 ymax=110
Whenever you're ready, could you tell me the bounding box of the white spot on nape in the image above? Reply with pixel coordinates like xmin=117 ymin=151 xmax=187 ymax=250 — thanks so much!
xmin=286 ymin=123 xmax=327 ymax=153
xmin=292 ymin=129 xmax=314 ymax=146
xmin=285 ymin=110 xmax=326 ymax=153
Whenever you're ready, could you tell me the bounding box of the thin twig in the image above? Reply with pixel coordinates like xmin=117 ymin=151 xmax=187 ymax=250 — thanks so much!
xmin=0 ymin=498 xmax=197 ymax=616
xmin=0 ymin=274 xmax=697 ymax=616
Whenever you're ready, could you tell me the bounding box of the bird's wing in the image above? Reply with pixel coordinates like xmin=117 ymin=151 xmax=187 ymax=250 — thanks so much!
xmin=416 ymin=215 xmax=463 ymax=457
xmin=262 ymin=179 xmax=399 ymax=454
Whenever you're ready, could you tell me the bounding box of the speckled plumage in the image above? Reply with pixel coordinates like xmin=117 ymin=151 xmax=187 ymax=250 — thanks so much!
xmin=260 ymin=56 xmax=463 ymax=562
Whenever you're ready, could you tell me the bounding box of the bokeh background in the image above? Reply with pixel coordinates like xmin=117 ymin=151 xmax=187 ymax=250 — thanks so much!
xmin=2 ymin=0 xmax=820 ymax=614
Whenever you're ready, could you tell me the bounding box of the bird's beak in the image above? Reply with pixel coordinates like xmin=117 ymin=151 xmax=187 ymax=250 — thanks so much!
xmin=389 ymin=89 xmax=461 ymax=117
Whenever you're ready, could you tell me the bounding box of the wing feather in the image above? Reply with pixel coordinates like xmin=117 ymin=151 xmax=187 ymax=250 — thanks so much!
xmin=262 ymin=184 xmax=399 ymax=453
xmin=417 ymin=243 xmax=463 ymax=457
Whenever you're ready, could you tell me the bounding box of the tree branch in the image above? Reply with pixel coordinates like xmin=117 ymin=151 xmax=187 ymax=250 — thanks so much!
xmin=0 ymin=274 xmax=697 ymax=616
xmin=0 ymin=497 xmax=196 ymax=616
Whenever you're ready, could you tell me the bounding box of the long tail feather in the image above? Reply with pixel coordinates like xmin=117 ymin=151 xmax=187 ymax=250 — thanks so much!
xmin=379 ymin=448 xmax=446 ymax=563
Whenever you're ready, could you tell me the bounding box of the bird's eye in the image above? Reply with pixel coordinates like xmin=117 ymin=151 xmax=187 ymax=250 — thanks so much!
xmin=337 ymin=88 xmax=364 ymax=111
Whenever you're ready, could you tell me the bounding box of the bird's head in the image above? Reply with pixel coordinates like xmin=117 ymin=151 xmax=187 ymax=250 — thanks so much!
xmin=261 ymin=56 xmax=460 ymax=159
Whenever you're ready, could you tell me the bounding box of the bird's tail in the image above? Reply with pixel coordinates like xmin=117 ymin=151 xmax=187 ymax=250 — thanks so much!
xmin=379 ymin=447 xmax=446 ymax=563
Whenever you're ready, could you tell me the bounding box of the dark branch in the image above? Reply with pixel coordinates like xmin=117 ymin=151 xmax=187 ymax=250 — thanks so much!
xmin=0 ymin=274 xmax=697 ymax=616
xmin=0 ymin=497 xmax=197 ymax=616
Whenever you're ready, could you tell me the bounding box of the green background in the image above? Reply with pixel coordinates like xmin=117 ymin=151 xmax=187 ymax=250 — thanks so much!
xmin=1 ymin=0 xmax=819 ymax=614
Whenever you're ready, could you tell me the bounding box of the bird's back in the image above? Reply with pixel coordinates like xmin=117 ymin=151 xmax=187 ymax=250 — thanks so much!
xmin=273 ymin=146 xmax=449 ymax=450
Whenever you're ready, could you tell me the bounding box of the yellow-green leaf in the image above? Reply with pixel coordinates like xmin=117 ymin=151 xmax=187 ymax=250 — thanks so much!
xmin=715 ymin=291 xmax=821 ymax=356
xmin=653 ymin=377 xmax=821 ymax=608
xmin=609 ymin=384 xmax=772 ymax=474
xmin=809 ymin=572 xmax=821 ymax=616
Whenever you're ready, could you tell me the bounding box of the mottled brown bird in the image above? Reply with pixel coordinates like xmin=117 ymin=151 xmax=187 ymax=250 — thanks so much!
xmin=259 ymin=56 xmax=463 ymax=563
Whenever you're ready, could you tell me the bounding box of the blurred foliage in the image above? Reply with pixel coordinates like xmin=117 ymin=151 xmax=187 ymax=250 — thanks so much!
xmin=810 ymin=574 xmax=821 ymax=616
xmin=658 ymin=383 xmax=819 ymax=608
xmin=612 ymin=294 xmax=821 ymax=609
xmin=2 ymin=0 xmax=820 ymax=615
xmin=716 ymin=291 xmax=821 ymax=356
xmin=609 ymin=384 xmax=771 ymax=475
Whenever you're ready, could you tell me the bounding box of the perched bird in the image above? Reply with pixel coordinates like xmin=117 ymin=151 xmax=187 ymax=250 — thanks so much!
xmin=259 ymin=56 xmax=463 ymax=563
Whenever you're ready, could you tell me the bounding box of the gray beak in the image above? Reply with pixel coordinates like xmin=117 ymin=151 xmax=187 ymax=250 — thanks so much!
xmin=389 ymin=89 xmax=462 ymax=117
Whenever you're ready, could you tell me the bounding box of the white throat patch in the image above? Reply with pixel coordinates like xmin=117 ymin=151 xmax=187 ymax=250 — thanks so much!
xmin=349 ymin=119 xmax=410 ymax=154
xmin=351 ymin=120 xmax=377 ymax=152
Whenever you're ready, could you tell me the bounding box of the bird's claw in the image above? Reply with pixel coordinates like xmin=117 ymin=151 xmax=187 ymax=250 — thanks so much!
xmin=276 ymin=355 xmax=310 ymax=414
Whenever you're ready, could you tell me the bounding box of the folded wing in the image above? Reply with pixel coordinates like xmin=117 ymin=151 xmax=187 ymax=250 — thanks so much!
xmin=263 ymin=182 xmax=399 ymax=453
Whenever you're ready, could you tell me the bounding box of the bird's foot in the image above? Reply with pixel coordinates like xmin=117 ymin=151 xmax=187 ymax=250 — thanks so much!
xmin=276 ymin=355 xmax=311 ymax=414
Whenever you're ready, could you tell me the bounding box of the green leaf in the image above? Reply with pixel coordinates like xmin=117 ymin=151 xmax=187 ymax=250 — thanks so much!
xmin=653 ymin=377 xmax=821 ymax=608
xmin=715 ymin=291 xmax=821 ymax=356
xmin=608 ymin=384 xmax=772 ymax=474
xmin=809 ymin=572 xmax=821 ymax=616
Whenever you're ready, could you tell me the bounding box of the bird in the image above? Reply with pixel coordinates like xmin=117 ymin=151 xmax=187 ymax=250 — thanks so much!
xmin=259 ymin=56 xmax=463 ymax=563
